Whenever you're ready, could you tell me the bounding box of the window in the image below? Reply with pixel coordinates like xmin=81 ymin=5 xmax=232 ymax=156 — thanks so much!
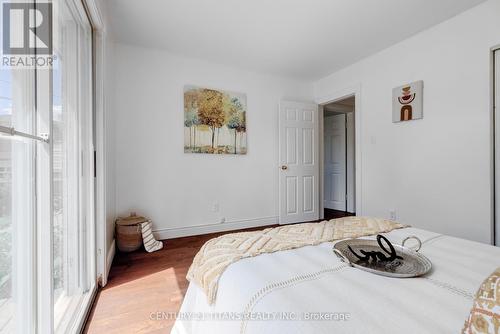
xmin=0 ymin=0 xmax=95 ymax=333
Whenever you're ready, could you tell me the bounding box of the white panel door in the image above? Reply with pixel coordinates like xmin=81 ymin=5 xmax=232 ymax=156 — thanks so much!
xmin=324 ymin=114 xmax=346 ymax=211
xmin=279 ymin=101 xmax=319 ymax=224
xmin=495 ymin=50 xmax=500 ymax=246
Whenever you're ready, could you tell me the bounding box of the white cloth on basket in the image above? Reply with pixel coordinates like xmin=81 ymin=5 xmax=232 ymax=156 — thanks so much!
xmin=140 ymin=220 xmax=163 ymax=252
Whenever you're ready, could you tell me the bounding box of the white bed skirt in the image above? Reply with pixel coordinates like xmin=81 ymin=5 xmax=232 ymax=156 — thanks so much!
xmin=172 ymin=228 xmax=500 ymax=334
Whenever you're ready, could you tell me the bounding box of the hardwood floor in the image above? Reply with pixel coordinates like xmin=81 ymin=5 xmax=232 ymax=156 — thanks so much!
xmin=84 ymin=211 xmax=354 ymax=334
xmin=324 ymin=208 xmax=355 ymax=220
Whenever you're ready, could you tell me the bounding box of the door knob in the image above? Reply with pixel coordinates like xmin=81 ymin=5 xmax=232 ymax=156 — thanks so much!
xmin=281 ymin=165 xmax=288 ymax=170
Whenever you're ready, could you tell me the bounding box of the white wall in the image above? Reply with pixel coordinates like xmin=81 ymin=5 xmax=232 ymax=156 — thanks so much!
xmin=110 ymin=43 xmax=314 ymax=238
xmin=315 ymin=0 xmax=500 ymax=244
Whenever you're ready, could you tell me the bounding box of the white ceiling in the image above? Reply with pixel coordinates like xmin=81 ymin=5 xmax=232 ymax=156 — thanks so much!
xmin=105 ymin=0 xmax=486 ymax=80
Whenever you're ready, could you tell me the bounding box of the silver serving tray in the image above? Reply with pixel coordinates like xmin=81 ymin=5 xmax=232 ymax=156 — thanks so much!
xmin=333 ymin=236 xmax=432 ymax=278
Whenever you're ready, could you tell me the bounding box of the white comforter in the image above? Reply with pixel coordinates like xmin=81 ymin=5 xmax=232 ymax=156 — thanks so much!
xmin=171 ymin=228 xmax=500 ymax=334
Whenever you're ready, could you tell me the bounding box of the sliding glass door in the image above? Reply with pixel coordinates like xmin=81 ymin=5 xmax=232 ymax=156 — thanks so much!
xmin=0 ymin=0 xmax=95 ymax=333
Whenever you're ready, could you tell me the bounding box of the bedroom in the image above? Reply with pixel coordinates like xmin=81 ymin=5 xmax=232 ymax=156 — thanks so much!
xmin=0 ymin=0 xmax=499 ymax=333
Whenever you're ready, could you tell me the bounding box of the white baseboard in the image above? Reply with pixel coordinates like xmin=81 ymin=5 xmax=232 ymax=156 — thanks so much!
xmin=104 ymin=239 xmax=116 ymax=285
xmin=153 ymin=216 xmax=278 ymax=240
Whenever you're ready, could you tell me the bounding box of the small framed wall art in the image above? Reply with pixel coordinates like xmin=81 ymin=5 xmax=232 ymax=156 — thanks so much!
xmin=392 ymin=80 xmax=423 ymax=123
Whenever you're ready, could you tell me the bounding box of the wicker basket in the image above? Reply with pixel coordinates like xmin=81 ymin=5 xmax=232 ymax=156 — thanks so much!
xmin=115 ymin=213 xmax=147 ymax=252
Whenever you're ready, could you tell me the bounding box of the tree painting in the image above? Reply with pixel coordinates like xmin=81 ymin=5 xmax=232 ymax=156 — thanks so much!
xmin=197 ymin=89 xmax=225 ymax=149
xmin=184 ymin=89 xmax=200 ymax=149
xmin=184 ymin=86 xmax=247 ymax=154
xmin=226 ymin=97 xmax=246 ymax=154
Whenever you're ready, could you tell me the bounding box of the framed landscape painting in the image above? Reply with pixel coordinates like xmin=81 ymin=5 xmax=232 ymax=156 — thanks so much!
xmin=184 ymin=85 xmax=247 ymax=155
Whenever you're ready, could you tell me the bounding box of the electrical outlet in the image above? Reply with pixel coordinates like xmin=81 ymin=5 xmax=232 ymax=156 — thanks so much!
xmin=389 ymin=210 xmax=397 ymax=221
xmin=220 ymin=217 xmax=226 ymax=223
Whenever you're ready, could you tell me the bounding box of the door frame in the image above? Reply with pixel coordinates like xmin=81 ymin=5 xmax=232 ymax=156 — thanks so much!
xmin=492 ymin=46 xmax=499 ymax=246
xmin=316 ymin=85 xmax=362 ymax=220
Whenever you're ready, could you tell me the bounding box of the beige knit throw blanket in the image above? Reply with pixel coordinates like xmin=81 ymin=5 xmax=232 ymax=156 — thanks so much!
xmin=187 ymin=216 xmax=406 ymax=304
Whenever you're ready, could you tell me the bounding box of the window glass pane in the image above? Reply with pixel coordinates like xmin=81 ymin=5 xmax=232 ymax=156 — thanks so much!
xmin=0 ymin=138 xmax=34 ymax=334
xmin=0 ymin=138 xmax=13 ymax=333
xmin=0 ymin=70 xmax=35 ymax=334
xmin=0 ymin=71 xmax=12 ymax=127
xmin=0 ymin=68 xmax=33 ymax=134
xmin=52 ymin=13 xmax=78 ymax=329
xmin=52 ymin=55 xmax=67 ymax=307
xmin=52 ymin=1 xmax=93 ymax=331
xmin=0 ymin=0 xmax=36 ymax=330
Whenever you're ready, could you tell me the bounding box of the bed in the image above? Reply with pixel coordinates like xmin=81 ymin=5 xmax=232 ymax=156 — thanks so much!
xmin=171 ymin=226 xmax=500 ymax=334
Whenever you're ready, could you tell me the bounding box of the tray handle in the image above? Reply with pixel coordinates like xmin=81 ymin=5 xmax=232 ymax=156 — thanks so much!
xmin=402 ymin=236 xmax=422 ymax=252
xmin=333 ymin=248 xmax=352 ymax=266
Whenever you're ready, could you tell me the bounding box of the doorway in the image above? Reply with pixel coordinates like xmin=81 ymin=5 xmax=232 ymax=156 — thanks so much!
xmin=321 ymin=96 xmax=356 ymax=220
